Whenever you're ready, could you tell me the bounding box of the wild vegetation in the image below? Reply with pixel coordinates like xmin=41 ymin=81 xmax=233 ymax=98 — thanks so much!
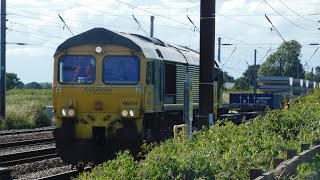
xmin=0 ymin=89 xmax=52 ymax=130
xmin=79 ymin=90 xmax=320 ymax=179
xmin=295 ymin=154 xmax=320 ymax=179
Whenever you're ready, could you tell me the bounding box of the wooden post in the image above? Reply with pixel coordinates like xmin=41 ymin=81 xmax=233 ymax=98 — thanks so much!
xmin=273 ymin=157 xmax=284 ymax=169
xmin=250 ymin=169 xmax=263 ymax=180
xmin=286 ymin=150 xmax=297 ymax=160
xmin=313 ymin=140 xmax=320 ymax=146
xmin=301 ymin=143 xmax=310 ymax=151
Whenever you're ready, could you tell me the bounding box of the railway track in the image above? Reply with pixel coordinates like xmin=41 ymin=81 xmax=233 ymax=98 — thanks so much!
xmin=0 ymin=127 xmax=55 ymax=136
xmin=0 ymin=147 xmax=58 ymax=167
xmin=36 ymin=167 xmax=91 ymax=180
xmin=0 ymin=137 xmax=55 ymax=149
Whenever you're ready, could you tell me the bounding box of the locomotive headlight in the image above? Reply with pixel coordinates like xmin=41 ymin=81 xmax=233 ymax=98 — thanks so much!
xmin=95 ymin=46 xmax=103 ymax=53
xmin=121 ymin=110 xmax=128 ymax=117
xmin=129 ymin=110 xmax=135 ymax=117
xmin=61 ymin=109 xmax=67 ymax=116
xmin=68 ymin=109 xmax=75 ymax=117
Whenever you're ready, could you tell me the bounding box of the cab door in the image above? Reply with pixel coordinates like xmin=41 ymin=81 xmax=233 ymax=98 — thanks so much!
xmin=146 ymin=60 xmax=163 ymax=112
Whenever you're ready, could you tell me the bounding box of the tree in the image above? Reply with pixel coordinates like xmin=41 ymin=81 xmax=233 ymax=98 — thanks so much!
xmin=243 ymin=65 xmax=260 ymax=86
xmin=233 ymin=65 xmax=260 ymax=90
xmin=39 ymin=82 xmax=52 ymax=89
xmin=258 ymin=40 xmax=304 ymax=78
xmin=6 ymin=73 xmax=24 ymax=90
xmin=223 ymin=71 xmax=235 ymax=83
xmin=305 ymin=66 xmax=320 ymax=82
xmin=234 ymin=77 xmax=250 ymax=90
xmin=24 ymin=82 xmax=43 ymax=89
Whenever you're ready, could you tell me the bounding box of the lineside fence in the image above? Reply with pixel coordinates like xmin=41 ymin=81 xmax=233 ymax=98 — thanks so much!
xmin=250 ymin=140 xmax=320 ymax=180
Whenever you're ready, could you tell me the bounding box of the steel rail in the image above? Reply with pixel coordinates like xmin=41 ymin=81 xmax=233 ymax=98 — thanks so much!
xmin=0 ymin=138 xmax=55 ymax=149
xmin=0 ymin=127 xmax=55 ymax=136
xmin=36 ymin=167 xmax=91 ymax=180
xmin=0 ymin=147 xmax=58 ymax=166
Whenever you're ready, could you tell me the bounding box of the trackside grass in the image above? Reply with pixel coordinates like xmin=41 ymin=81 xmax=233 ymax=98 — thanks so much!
xmin=0 ymin=89 xmax=52 ymax=130
xmin=78 ymin=90 xmax=320 ymax=179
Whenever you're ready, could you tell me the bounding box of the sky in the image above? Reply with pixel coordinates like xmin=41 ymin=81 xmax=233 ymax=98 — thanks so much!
xmin=6 ymin=0 xmax=320 ymax=83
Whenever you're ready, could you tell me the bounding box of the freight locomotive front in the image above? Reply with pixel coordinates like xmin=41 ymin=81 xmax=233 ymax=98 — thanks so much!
xmin=52 ymin=28 xmax=223 ymax=165
xmin=53 ymin=28 xmax=150 ymax=164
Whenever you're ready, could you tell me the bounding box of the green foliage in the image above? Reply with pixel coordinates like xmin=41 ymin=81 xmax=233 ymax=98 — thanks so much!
xmin=6 ymin=72 xmax=24 ymax=90
xmin=295 ymin=154 xmax=320 ymax=179
xmin=39 ymin=82 xmax=52 ymax=89
xmin=24 ymin=82 xmax=43 ymax=89
xmin=223 ymin=71 xmax=235 ymax=83
xmin=78 ymin=90 xmax=320 ymax=179
xmin=2 ymin=89 xmax=52 ymax=130
xmin=33 ymin=107 xmax=50 ymax=128
xmin=258 ymin=40 xmax=304 ymax=78
xmin=234 ymin=77 xmax=250 ymax=90
xmin=80 ymin=151 xmax=138 ymax=180
xmin=234 ymin=65 xmax=260 ymax=90
xmin=305 ymin=66 xmax=320 ymax=82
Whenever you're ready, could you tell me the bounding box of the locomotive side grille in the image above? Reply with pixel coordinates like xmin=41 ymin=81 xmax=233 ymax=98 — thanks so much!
xmin=176 ymin=64 xmax=200 ymax=104
xmin=176 ymin=64 xmax=187 ymax=104
xmin=188 ymin=65 xmax=199 ymax=103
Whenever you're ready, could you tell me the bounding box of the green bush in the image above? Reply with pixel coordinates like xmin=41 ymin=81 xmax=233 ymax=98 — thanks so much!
xmin=295 ymin=154 xmax=320 ymax=179
xmin=33 ymin=106 xmax=50 ymax=128
xmin=1 ymin=89 xmax=52 ymax=130
xmin=80 ymin=151 xmax=138 ymax=180
xmin=78 ymin=90 xmax=320 ymax=179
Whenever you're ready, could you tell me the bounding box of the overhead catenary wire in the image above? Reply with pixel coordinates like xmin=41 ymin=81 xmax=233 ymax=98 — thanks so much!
xmin=6 ymin=42 xmax=56 ymax=49
xmin=9 ymin=21 xmax=66 ymax=40
xmin=64 ymin=0 xmax=194 ymax=29
xmin=187 ymin=15 xmax=199 ymax=32
xmin=111 ymin=0 xmax=195 ymax=28
xmin=259 ymin=48 xmax=272 ymax=64
xmin=132 ymin=14 xmax=148 ymax=36
xmin=277 ymin=0 xmax=319 ymax=23
xmin=305 ymin=47 xmax=319 ymax=66
xmin=264 ymin=0 xmax=318 ymax=31
xmin=10 ymin=29 xmax=62 ymax=44
xmin=8 ymin=13 xmax=87 ymax=32
xmin=58 ymin=14 xmax=74 ymax=36
xmin=185 ymin=0 xmax=199 ymax=6
xmin=222 ymin=46 xmax=237 ymax=67
xmin=217 ymin=13 xmax=270 ymax=29
xmin=265 ymin=14 xmax=287 ymax=43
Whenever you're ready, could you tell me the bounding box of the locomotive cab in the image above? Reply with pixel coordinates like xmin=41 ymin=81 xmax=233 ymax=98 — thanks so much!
xmin=52 ymin=28 xmax=223 ymax=165
xmin=53 ymin=41 xmax=146 ymax=164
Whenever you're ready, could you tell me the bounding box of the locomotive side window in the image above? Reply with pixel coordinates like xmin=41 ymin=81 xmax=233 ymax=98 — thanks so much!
xmin=103 ymin=56 xmax=140 ymax=84
xmin=58 ymin=55 xmax=96 ymax=84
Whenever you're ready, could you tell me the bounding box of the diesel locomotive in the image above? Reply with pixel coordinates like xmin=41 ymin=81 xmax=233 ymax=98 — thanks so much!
xmin=52 ymin=28 xmax=223 ymax=165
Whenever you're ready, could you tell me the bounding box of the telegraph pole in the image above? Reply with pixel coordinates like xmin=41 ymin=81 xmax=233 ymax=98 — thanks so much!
xmin=279 ymin=58 xmax=282 ymax=76
xmin=218 ymin=37 xmax=221 ymax=62
xmin=0 ymin=0 xmax=6 ymax=119
xmin=254 ymin=49 xmax=257 ymax=95
xmin=150 ymin=16 xmax=154 ymax=38
xmin=199 ymin=0 xmax=215 ymax=128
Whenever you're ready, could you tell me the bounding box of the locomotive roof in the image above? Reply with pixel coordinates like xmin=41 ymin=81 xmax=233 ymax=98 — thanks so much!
xmin=55 ymin=28 xmax=219 ymax=67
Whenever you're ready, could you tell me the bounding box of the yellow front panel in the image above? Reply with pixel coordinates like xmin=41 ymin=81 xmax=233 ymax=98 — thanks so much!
xmin=53 ymin=44 xmax=147 ymax=139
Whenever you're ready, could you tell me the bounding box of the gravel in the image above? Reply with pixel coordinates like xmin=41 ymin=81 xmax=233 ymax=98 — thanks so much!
xmin=8 ymin=157 xmax=70 ymax=180
xmin=0 ymin=131 xmax=53 ymax=143
xmin=0 ymin=127 xmax=54 ymax=135
xmin=17 ymin=166 xmax=73 ymax=180
xmin=0 ymin=143 xmax=55 ymax=156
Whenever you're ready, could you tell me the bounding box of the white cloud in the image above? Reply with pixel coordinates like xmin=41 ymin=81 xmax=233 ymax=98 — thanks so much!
xmin=4 ymin=0 xmax=320 ymax=82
